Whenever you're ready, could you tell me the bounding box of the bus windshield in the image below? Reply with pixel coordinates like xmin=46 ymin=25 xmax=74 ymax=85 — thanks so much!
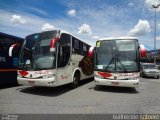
xmin=19 ymin=31 xmax=59 ymax=70
xmin=95 ymin=39 xmax=139 ymax=72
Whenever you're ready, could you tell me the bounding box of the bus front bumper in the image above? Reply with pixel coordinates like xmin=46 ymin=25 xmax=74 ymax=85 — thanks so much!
xmin=17 ymin=77 xmax=56 ymax=87
xmin=94 ymin=77 xmax=139 ymax=88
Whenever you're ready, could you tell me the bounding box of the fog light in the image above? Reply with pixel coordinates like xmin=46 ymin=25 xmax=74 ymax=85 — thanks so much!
xmin=95 ymin=75 xmax=104 ymax=79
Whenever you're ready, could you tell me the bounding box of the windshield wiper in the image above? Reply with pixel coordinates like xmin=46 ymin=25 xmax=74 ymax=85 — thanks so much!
xmin=116 ymin=57 xmax=127 ymax=72
xmin=103 ymin=56 xmax=128 ymax=72
xmin=104 ymin=57 xmax=115 ymax=71
xmin=31 ymin=55 xmax=40 ymax=70
xmin=24 ymin=47 xmax=31 ymax=52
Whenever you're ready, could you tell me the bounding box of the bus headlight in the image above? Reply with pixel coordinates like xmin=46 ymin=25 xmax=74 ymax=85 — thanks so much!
xmin=95 ymin=74 xmax=104 ymax=79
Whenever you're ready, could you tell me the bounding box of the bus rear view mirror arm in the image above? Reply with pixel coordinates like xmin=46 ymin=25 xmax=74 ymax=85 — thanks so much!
xmin=9 ymin=43 xmax=20 ymax=57
xmin=88 ymin=46 xmax=94 ymax=59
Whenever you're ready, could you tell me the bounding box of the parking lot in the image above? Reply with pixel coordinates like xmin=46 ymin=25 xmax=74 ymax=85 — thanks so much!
xmin=0 ymin=77 xmax=160 ymax=114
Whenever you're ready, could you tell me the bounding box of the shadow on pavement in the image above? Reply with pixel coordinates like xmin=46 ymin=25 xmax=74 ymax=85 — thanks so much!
xmin=140 ymin=76 xmax=159 ymax=79
xmin=94 ymin=85 xmax=139 ymax=94
xmin=19 ymin=78 xmax=93 ymax=97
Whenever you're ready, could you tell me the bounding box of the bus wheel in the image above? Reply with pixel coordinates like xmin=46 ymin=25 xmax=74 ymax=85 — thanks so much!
xmin=71 ymin=73 xmax=80 ymax=88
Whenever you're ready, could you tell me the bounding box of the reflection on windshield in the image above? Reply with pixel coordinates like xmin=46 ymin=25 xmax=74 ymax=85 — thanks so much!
xmin=116 ymin=40 xmax=138 ymax=72
xmin=20 ymin=47 xmax=32 ymax=70
xmin=96 ymin=40 xmax=115 ymax=71
xmin=19 ymin=31 xmax=58 ymax=70
xmin=95 ymin=39 xmax=139 ymax=72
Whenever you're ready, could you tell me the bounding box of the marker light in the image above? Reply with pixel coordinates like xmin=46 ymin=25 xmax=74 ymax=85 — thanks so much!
xmin=140 ymin=44 xmax=146 ymax=58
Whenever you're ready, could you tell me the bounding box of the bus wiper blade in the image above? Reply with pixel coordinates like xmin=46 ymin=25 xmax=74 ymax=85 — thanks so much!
xmin=24 ymin=47 xmax=32 ymax=53
xmin=116 ymin=57 xmax=127 ymax=72
xmin=104 ymin=57 xmax=115 ymax=71
xmin=32 ymin=55 xmax=40 ymax=70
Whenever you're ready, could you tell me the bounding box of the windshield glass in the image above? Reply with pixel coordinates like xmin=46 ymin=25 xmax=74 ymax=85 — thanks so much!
xmin=95 ymin=39 xmax=139 ymax=72
xmin=19 ymin=31 xmax=59 ymax=70
xmin=143 ymin=64 xmax=156 ymax=69
xmin=116 ymin=40 xmax=139 ymax=72
xmin=96 ymin=40 xmax=115 ymax=71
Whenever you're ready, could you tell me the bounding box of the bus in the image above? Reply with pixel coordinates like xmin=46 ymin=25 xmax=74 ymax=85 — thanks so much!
xmin=16 ymin=30 xmax=94 ymax=87
xmin=94 ymin=37 xmax=146 ymax=88
xmin=0 ymin=32 xmax=23 ymax=85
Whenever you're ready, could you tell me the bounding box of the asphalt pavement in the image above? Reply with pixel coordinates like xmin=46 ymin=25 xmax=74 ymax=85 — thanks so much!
xmin=0 ymin=77 xmax=160 ymax=114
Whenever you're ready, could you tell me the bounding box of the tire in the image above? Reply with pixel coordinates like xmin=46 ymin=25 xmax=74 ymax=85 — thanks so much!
xmin=71 ymin=73 xmax=80 ymax=88
xmin=140 ymin=73 xmax=142 ymax=77
xmin=140 ymin=73 xmax=143 ymax=77
xmin=157 ymin=76 xmax=159 ymax=79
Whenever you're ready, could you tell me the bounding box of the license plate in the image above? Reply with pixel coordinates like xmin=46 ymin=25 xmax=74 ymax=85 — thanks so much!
xmin=111 ymin=82 xmax=119 ymax=86
xmin=28 ymin=81 xmax=35 ymax=85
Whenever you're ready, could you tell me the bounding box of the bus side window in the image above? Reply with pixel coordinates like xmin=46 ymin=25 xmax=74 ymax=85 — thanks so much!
xmin=82 ymin=43 xmax=88 ymax=56
xmin=57 ymin=33 xmax=71 ymax=68
xmin=79 ymin=42 xmax=83 ymax=54
xmin=72 ymin=37 xmax=80 ymax=54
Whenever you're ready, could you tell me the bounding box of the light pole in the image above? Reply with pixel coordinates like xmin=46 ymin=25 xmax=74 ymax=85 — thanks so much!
xmin=152 ymin=4 xmax=160 ymax=64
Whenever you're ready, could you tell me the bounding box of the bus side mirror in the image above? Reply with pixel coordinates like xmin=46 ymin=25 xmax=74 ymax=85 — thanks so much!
xmin=9 ymin=43 xmax=20 ymax=57
xmin=50 ymin=37 xmax=59 ymax=52
xmin=140 ymin=44 xmax=146 ymax=58
xmin=88 ymin=46 xmax=94 ymax=59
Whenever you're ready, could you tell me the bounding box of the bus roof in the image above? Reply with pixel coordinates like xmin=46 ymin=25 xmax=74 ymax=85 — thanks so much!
xmin=0 ymin=32 xmax=24 ymax=41
xmin=98 ymin=37 xmax=138 ymax=41
xmin=60 ymin=30 xmax=92 ymax=47
xmin=34 ymin=30 xmax=92 ymax=47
